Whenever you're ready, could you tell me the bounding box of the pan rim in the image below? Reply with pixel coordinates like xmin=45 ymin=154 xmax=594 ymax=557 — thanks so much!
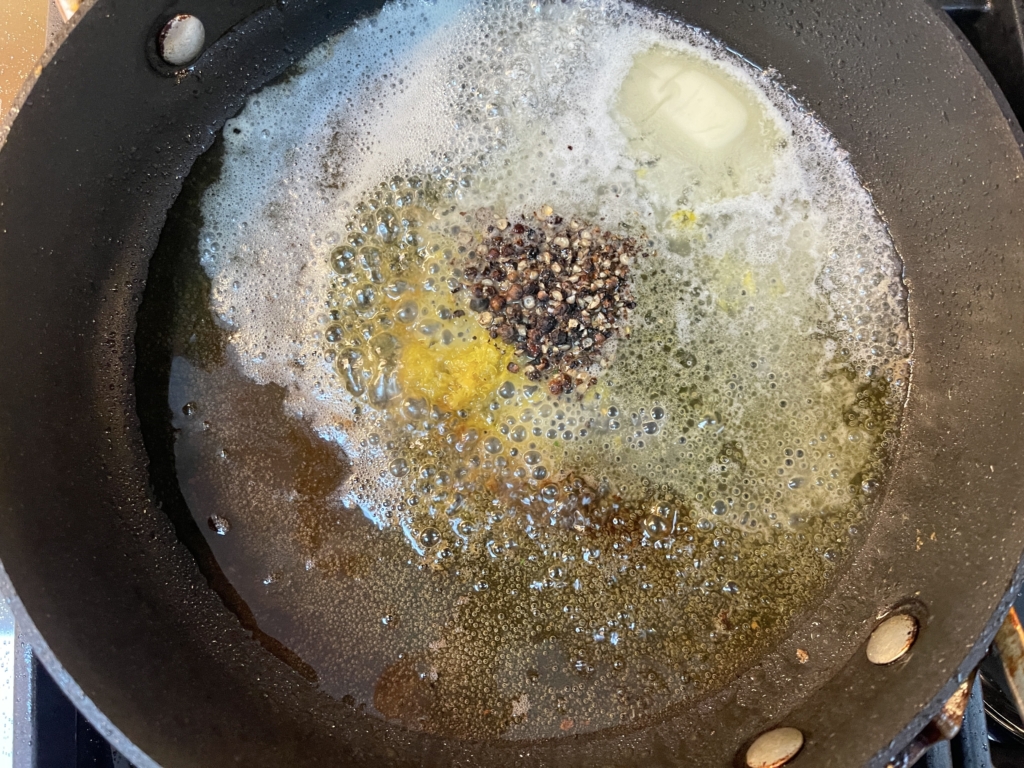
xmin=3 ymin=0 xmax=1024 ymax=765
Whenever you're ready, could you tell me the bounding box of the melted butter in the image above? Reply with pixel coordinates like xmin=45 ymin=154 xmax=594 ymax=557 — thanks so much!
xmin=173 ymin=0 xmax=912 ymax=744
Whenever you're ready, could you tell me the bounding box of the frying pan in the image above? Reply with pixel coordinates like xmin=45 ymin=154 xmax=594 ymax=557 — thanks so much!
xmin=2 ymin=0 xmax=1024 ymax=765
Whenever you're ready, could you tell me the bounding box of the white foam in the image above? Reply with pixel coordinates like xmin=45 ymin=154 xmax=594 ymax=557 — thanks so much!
xmin=199 ymin=0 xmax=910 ymax=507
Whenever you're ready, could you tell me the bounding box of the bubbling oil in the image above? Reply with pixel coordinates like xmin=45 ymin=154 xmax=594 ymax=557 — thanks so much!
xmin=181 ymin=0 xmax=911 ymax=742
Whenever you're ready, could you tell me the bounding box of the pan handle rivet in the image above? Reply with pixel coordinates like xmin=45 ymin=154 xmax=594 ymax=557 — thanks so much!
xmin=866 ymin=613 xmax=919 ymax=665
xmin=745 ymin=727 xmax=804 ymax=768
xmin=158 ymin=14 xmax=206 ymax=67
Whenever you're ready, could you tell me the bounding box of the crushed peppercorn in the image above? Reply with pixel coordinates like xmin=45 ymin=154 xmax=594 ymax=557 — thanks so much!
xmin=459 ymin=208 xmax=652 ymax=395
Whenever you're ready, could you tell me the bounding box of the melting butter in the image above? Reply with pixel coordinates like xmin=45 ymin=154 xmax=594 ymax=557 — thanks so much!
xmin=617 ymin=46 xmax=781 ymax=204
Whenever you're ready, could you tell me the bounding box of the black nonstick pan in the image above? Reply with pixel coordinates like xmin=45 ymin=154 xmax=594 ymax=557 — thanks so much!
xmin=2 ymin=0 xmax=1024 ymax=766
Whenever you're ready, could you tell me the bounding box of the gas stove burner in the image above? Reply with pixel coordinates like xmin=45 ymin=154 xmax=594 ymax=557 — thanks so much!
xmin=978 ymin=650 xmax=1024 ymax=767
xmin=940 ymin=0 xmax=1024 ymax=124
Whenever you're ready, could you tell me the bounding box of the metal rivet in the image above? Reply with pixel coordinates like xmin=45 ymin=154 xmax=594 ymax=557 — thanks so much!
xmin=158 ymin=14 xmax=206 ymax=67
xmin=867 ymin=613 xmax=918 ymax=665
xmin=745 ymin=727 xmax=804 ymax=768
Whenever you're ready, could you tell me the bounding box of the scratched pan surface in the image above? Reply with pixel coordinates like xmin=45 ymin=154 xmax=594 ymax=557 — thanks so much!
xmin=1 ymin=0 xmax=1024 ymax=765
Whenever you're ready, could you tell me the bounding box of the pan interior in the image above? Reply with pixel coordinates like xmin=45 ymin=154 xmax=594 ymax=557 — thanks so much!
xmin=137 ymin=0 xmax=911 ymax=743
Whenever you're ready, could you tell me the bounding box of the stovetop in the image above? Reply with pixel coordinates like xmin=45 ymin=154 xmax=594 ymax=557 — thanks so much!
xmin=5 ymin=1 xmax=1024 ymax=766
xmin=939 ymin=0 xmax=1024 ymax=126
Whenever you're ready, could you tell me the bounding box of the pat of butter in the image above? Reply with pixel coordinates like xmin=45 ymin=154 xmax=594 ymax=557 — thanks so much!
xmin=630 ymin=57 xmax=748 ymax=151
xmin=616 ymin=46 xmax=779 ymax=203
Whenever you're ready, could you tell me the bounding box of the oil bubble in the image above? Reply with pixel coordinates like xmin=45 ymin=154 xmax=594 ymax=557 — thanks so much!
xmin=643 ymin=514 xmax=669 ymax=538
xmin=419 ymin=527 xmax=441 ymax=547
xmin=396 ymin=302 xmax=418 ymax=323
